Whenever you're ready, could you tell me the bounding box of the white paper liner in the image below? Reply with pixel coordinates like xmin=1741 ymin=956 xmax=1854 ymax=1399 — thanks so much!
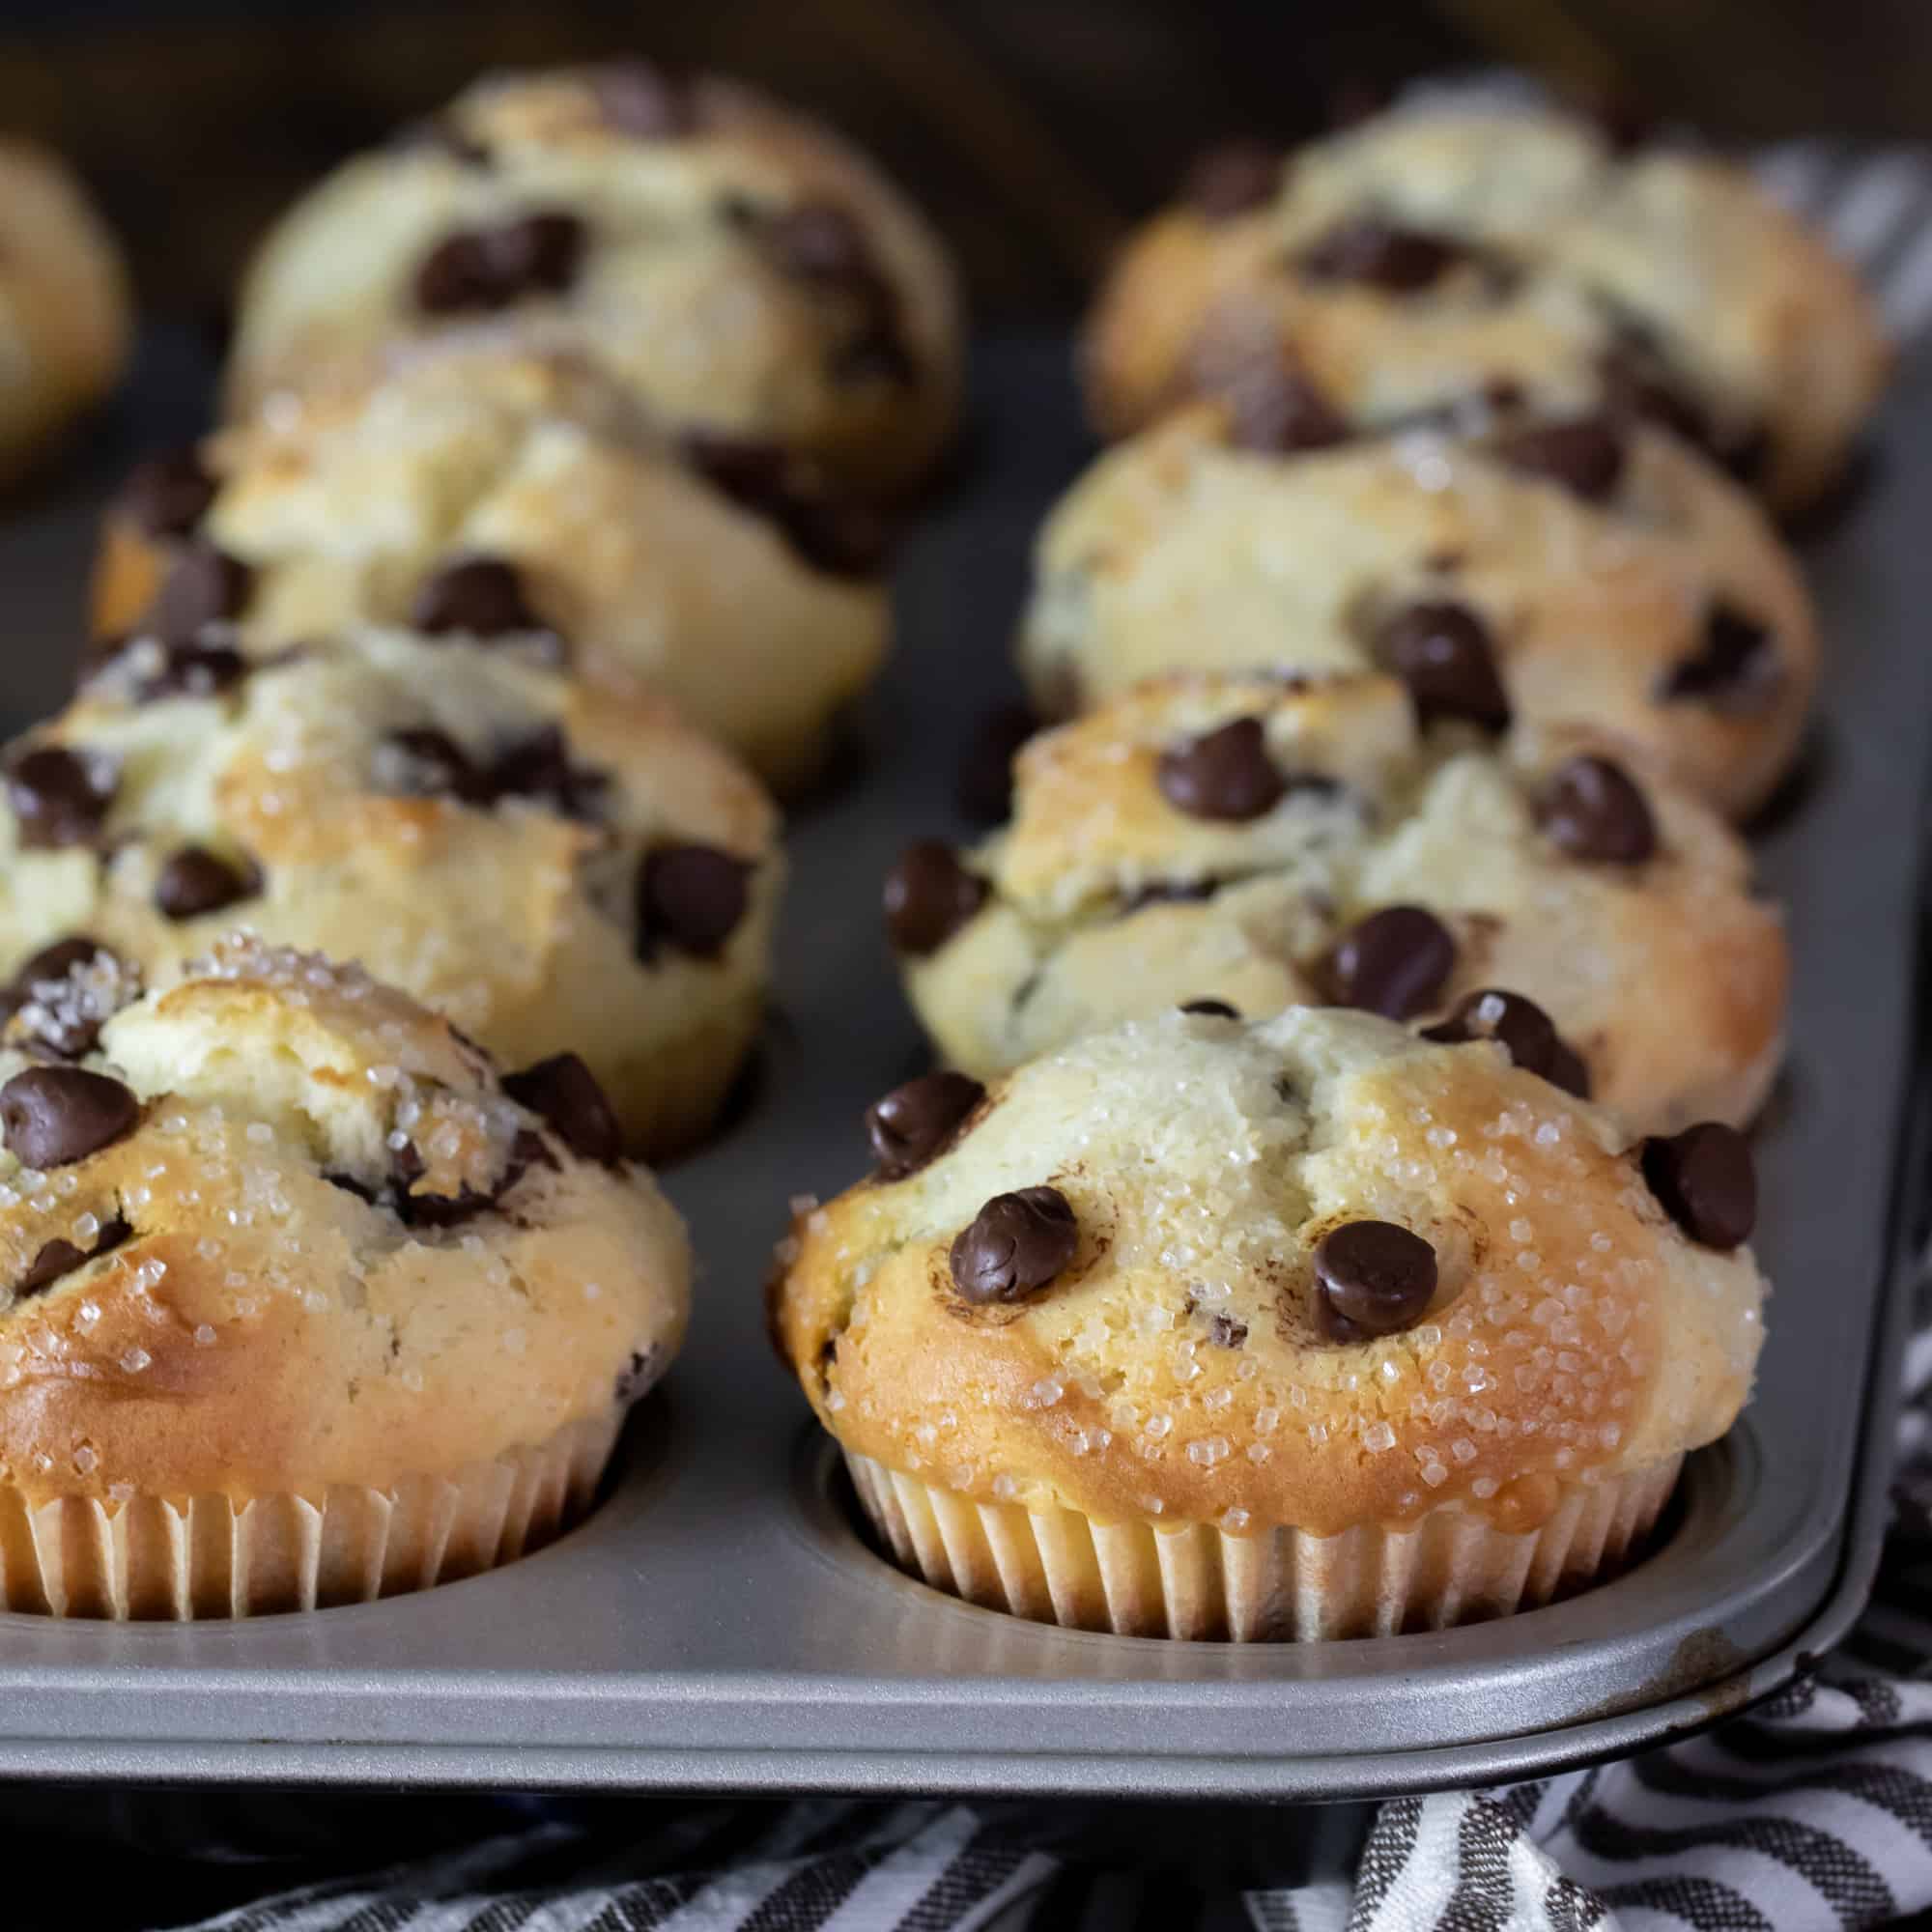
xmin=843 ymin=1448 xmax=1684 ymax=1639
xmin=0 ymin=1407 xmax=624 ymax=1619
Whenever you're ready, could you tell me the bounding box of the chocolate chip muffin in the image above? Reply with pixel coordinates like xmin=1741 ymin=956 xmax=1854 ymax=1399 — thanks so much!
xmin=91 ymin=345 xmax=888 ymax=793
xmin=223 ymin=62 xmax=961 ymax=498
xmin=1019 ymin=403 xmax=1816 ymax=819
xmin=771 ymin=1004 xmax=1766 ymax=1638
xmin=0 ymin=139 xmax=130 ymax=485
xmin=0 ymin=625 xmax=781 ymax=1159
xmin=1084 ymin=105 xmax=1888 ymax=515
xmin=0 ymin=936 xmax=689 ymax=1617
xmin=885 ymin=673 xmax=1784 ymax=1137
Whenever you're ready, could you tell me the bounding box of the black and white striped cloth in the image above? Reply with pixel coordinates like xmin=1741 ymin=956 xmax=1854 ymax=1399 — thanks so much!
xmin=166 ymin=141 xmax=1932 ymax=1932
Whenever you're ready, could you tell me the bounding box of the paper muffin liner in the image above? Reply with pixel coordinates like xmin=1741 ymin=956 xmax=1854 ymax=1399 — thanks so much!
xmin=843 ymin=1448 xmax=1683 ymax=1640
xmin=0 ymin=1407 xmax=624 ymax=1620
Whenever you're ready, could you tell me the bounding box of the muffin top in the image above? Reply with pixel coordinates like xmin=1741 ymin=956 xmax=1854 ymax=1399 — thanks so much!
xmin=1021 ymin=403 xmax=1817 ymax=818
xmin=223 ymin=63 xmax=961 ymax=495
xmin=774 ymin=1005 xmax=1765 ymax=1537
xmin=0 ymin=937 xmax=690 ymax=1503
xmin=94 ymin=345 xmax=889 ymax=785
xmin=0 ymin=625 xmax=780 ymax=1151
xmin=889 ymin=672 xmax=1785 ymax=1134
xmin=1084 ymin=104 xmax=1888 ymax=511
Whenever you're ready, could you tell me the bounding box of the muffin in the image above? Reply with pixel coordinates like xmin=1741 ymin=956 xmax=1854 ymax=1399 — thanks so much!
xmin=1084 ymin=104 xmax=1889 ymax=515
xmin=771 ymin=1004 xmax=1766 ymax=1639
xmin=885 ymin=672 xmax=1784 ymax=1137
xmin=0 ymin=624 xmax=781 ymax=1159
xmin=223 ymin=62 xmax=961 ymax=497
xmin=91 ymin=345 xmax=888 ymax=793
xmin=1019 ymin=403 xmax=1817 ymax=819
xmin=0 ymin=936 xmax=690 ymax=1617
xmin=0 ymin=139 xmax=131 ymax=485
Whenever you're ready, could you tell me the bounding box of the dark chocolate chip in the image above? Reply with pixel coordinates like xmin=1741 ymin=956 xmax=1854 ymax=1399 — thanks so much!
xmin=1315 ymin=1219 xmax=1437 ymax=1340
xmin=763 ymin=201 xmax=879 ymax=290
xmin=955 ymin=702 xmax=1037 ymax=826
xmin=1300 ymin=218 xmax=1467 ymax=293
xmin=1492 ymin=415 xmax=1627 ymax=503
xmin=116 ymin=449 xmax=216 ymax=539
xmin=1660 ymin=605 xmax=1780 ymax=715
xmin=883 ymin=839 xmax=985 ymax=955
xmin=0 ymin=1065 xmax=139 ymax=1169
xmin=949 ymin=1185 xmax=1078 ymax=1304
xmin=1421 ymin=988 xmax=1589 ymax=1097
xmin=1157 ymin=717 xmax=1287 ymax=821
xmin=1641 ymin=1122 xmax=1755 ymax=1250
xmin=866 ymin=1069 xmax=985 ymax=1179
xmin=378 ymin=727 xmax=485 ymax=802
xmin=1320 ymin=905 xmax=1456 ymax=1020
xmin=1180 ymin=998 xmax=1240 ymax=1018
xmin=125 ymin=639 xmax=247 ymax=701
xmin=1372 ymin=601 xmax=1511 ymax=731
xmin=638 ymin=845 xmax=753 ymax=962
xmin=152 ymin=540 xmax=253 ymax=641
xmin=412 ymin=554 xmax=554 ymax=644
xmin=1224 ymin=360 xmax=1350 ymax=455
xmin=503 ymin=1052 xmax=623 ymax=1165
xmin=681 ymin=433 xmax=890 ymax=579
xmin=15 ymin=1214 xmax=130 ymax=1297
xmin=1599 ymin=339 xmax=1714 ymax=454
xmin=6 ymin=746 xmax=116 ymax=850
xmin=413 ymin=212 xmax=585 ymax=314
xmin=588 ymin=60 xmax=696 ymax=139
xmin=393 ymin=1126 xmax=552 ymax=1230
xmin=0 ymin=936 xmax=126 ymax=1057
xmin=1183 ymin=141 xmax=1283 ymax=219
xmin=153 ymin=845 xmax=262 ymax=922
xmin=1538 ymin=755 xmax=1657 ymax=865
xmin=1207 ymin=1311 xmax=1249 ymax=1348
xmin=487 ymin=724 xmax=610 ymax=822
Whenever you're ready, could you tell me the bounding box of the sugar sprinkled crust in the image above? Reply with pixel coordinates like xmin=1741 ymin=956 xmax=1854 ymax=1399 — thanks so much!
xmin=1020 ymin=406 xmax=1817 ymax=819
xmin=0 ymin=937 xmax=690 ymax=1502
xmin=771 ymin=1005 xmax=1765 ymax=1538
xmin=1084 ymin=105 xmax=1889 ymax=513
xmin=92 ymin=346 xmax=889 ymax=792
xmin=223 ymin=65 xmax=961 ymax=496
xmin=895 ymin=672 xmax=1785 ymax=1135
xmin=0 ymin=625 xmax=781 ymax=1157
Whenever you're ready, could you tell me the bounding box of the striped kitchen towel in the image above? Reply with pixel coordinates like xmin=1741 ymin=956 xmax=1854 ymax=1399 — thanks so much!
xmin=158 ymin=133 xmax=1932 ymax=1932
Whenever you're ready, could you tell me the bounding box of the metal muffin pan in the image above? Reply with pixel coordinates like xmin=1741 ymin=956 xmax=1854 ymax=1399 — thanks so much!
xmin=0 ymin=332 xmax=1920 ymax=1801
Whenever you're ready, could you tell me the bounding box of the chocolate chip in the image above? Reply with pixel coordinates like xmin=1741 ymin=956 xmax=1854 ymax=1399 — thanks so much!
xmin=638 ymin=845 xmax=753 ymax=961
xmin=1421 ymin=989 xmax=1588 ymax=1096
xmin=0 ymin=937 xmax=127 ymax=1057
xmin=0 ymin=1066 xmax=139 ymax=1169
xmin=949 ymin=1185 xmax=1078 ymax=1304
xmin=1599 ymin=340 xmax=1713 ymax=454
xmin=1224 ymin=360 xmax=1350 ymax=456
xmin=378 ymin=727 xmax=484 ymax=802
xmin=414 ymin=212 xmax=585 ymax=314
xmin=124 ymin=639 xmax=247 ymax=701
xmin=116 ymin=449 xmax=216 ymax=539
xmin=1660 ymin=606 xmax=1780 ymax=714
xmin=151 ymin=540 xmax=253 ymax=642
xmin=955 ymin=702 xmax=1037 ymax=825
xmin=1372 ymin=601 xmax=1511 ymax=731
xmin=6 ymin=746 xmax=116 ymax=849
xmin=866 ymin=1069 xmax=985 ymax=1179
xmin=588 ymin=60 xmax=695 ymax=138
xmin=1538 ymin=755 xmax=1657 ymax=865
xmin=487 ymin=724 xmax=609 ymax=822
xmin=1184 ymin=140 xmax=1283 ymax=218
xmin=1180 ymin=998 xmax=1239 ymax=1018
xmin=504 ymin=1053 xmax=623 ymax=1165
xmin=15 ymin=1214 xmax=130 ymax=1297
xmin=1641 ymin=1122 xmax=1755 ymax=1250
xmin=412 ymin=554 xmax=554 ymax=643
xmin=1300 ymin=218 xmax=1467 ymax=293
xmin=884 ymin=840 xmax=986 ymax=955
xmin=1315 ymin=1219 xmax=1437 ymax=1340
xmin=1123 ymin=879 xmax=1219 ymax=915
xmin=154 ymin=845 xmax=262 ymax=921
xmin=1207 ymin=1311 xmax=1249 ymax=1348
xmin=1492 ymin=415 xmax=1627 ymax=503
xmin=1156 ymin=718 xmax=1287 ymax=821
xmin=1320 ymin=906 xmax=1456 ymax=1020
xmin=763 ymin=202 xmax=879 ymax=290
xmin=393 ymin=1126 xmax=552 ymax=1230
xmin=681 ymin=433 xmax=890 ymax=579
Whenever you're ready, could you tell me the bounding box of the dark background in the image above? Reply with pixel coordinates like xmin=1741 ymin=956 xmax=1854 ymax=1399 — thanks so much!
xmin=7 ymin=0 xmax=1932 ymax=329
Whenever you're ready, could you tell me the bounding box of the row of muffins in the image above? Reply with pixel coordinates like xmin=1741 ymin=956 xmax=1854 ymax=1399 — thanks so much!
xmin=764 ymin=99 xmax=1890 ymax=1638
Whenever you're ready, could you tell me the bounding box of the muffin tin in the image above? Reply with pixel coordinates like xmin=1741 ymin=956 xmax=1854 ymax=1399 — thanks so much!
xmin=0 ymin=331 xmax=1919 ymax=1799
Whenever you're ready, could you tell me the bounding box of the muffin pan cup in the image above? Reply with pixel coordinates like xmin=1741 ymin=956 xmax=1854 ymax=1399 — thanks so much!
xmin=0 ymin=333 xmax=1918 ymax=1800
